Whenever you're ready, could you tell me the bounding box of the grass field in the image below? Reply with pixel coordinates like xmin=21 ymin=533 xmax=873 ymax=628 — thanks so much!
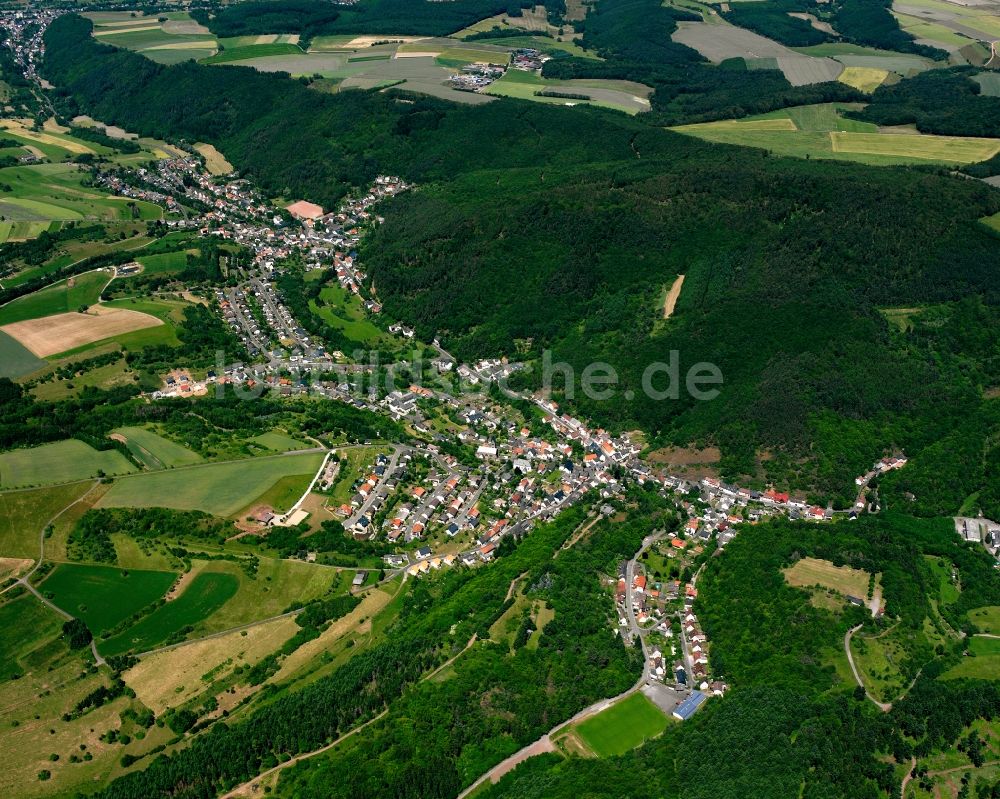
xmin=0 ymin=482 xmax=93 ymax=558
xmin=100 ymin=571 xmax=240 ymax=656
xmin=252 ymin=431 xmax=309 ymax=452
xmin=0 ymin=594 xmax=64 ymax=678
xmin=969 ymin=606 xmax=1000 ymax=635
xmin=310 ymin=283 xmax=393 ymax=346
xmin=201 ymin=43 xmax=303 ymax=64
xmin=87 ymin=11 xmax=218 ymax=64
xmin=0 ymin=270 xmax=109 ymax=326
xmin=0 ymin=330 xmax=46 ymax=378
xmin=40 ymin=563 xmax=176 ymax=632
xmin=851 ymin=625 xmax=923 ymax=701
xmin=111 ymin=426 xmax=203 ymax=469
xmin=784 ymin=556 xmax=871 ymax=598
xmin=0 ymin=439 xmax=136 ymax=489
xmin=976 ymin=72 xmax=1000 ymax=97
xmin=96 ymin=452 xmax=324 ymax=516
xmin=673 ymin=103 xmax=1000 ymax=166
xmin=485 ymin=69 xmax=651 ymax=114
xmin=924 ymin=555 xmax=960 ymax=605
xmin=573 ymin=692 xmax=670 ymax=757
xmin=193 ymin=142 xmax=233 ymax=174
xmin=943 ymin=652 xmax=1000 ymax=680
xmin=838 ymin=66 xmax=890 ymax=92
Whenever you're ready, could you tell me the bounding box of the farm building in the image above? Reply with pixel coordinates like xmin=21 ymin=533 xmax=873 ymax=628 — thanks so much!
xmin=286 ymin=200 xmax=324 ymax=221
xmin=672 ymin=690 xmax=707 ymax=721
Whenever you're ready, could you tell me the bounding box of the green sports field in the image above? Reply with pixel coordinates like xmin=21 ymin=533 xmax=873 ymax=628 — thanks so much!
xmin=96 ymin=452 xmax=324 ymax=516
xmin=100 ymin=571 xmax=239 ymax=655
xmin=40 ymin=563 xmax=177 ymax=633
xmin=0 ymin=330 xmax=46 ymax=378
xmin=573 ymin=692 xmax=670 ymax=757
xmin=0 ymin=439 xmax=137 ymax=489
xmin=0 ymin=270 xmax=109 ymax=326
xmin=112 ymin=426 xmax=203 ymax=469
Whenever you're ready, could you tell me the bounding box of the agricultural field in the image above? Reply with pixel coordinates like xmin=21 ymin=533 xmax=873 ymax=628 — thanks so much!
xmin=838 ymin=66 xmax=890 ymax=92
xmin=0 ymin=163 xmax=161 ymax=237
xmin=100 ymin=570 xmax=240 ymax=656
xmin=0 ymin=593 xmax=65 ymax=679
xmin=784 ymin=556 xmax=872 ymax=599
xmin=485 ymin=69 xmax=652 ymax=114
xmin=793 ymin=42 xmax=934 ymax=75
xmin=111 ymin=426 xmax=204 ymax=469
xmin=891 ymin=0 xmax=1000 ymax=50
xmin=39 ymin=563 xmax=177 ymax=633
xmin=567 ymin=692 xmax=670 ymax=757
xmin=202 ymin=42 xmax=304 ymax=64
xmin=96 ymin=452 xmax=324 ymax=516
xmin=0 ymin=439 xmax=136 ymax=489
xmin=86 ymin=10 xmax=218 ymax=64
xmin=0 ymin=270 xmax=109 ymax=326
xmin=976 ymin=71 xmax=1000 ymax=97
xmin=672 ymin=20 xmax=843 ymax=84
xmin=251 ymin=431 xmax=310 ymax=452
xmin=1 ymin=305 xmax=163 ymax=358
xmin=673 ymin=103 xmax=1000 ymax=166
xmin=0 ymin=481 xmax=94 ymax=558
xmin=193 ymin=142 xmax=234 ymax=174
xmin=123 ymin=614 xmax=299 ymax=713
xmin=0 ymin=330 xmax=46 ymax=378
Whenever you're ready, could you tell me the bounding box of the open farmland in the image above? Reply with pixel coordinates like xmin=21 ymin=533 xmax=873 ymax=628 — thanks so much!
xmin=39 ymin=563 xmax=176 ymax=633
xmin=123 ymin=615 xmax=299 ymax=714
xmin=0 ymin=270 xmax=109 ymax=326
xmin=0 ymin=481 xmax=94 ymax=558
xmin=891 ymin=0 xmax=1000 ymax=47
xmin=86 ymin=10 xmax=218 ymax=64
xmin=672 ymin=20 xmax=842 ymax=84
xmin=0 ymin=330 xmax=46 ymax=378
xmin=485 ymin=69 xmax=652 ymax=114
xmin=201 ymin=42 xmax=304 ymax=64
xmin=0 ymin=439 xmax=136 ymax=489
xmin=111 ymin=426 xmax=203 ymax=469
xmin=570 ymin=692 xmax=670 ymax=757
xmin=100 ymin=571 xmax=240 ymax=655
xmin=784 ymin=556 xmax=871 ymax=598
xmin=96 ymin=452 xmax=324 ymax=516
xmin=838 ymin=66 xmax=890 ymax=92
xmin=194 ymin=142 xmax=233 ymax=174
xmin=673 ymin=103 xmax=1000 ymax=166
xmin=1 ymin=305 xmax=163 ymax=357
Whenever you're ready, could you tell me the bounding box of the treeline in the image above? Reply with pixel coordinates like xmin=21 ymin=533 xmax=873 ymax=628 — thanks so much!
xmin=192 ymin=0 xmax=510 ymax=40
xmin=722 ymin=2 xmax=832 ymax=47
xmin=88 ymin=502 xmax=595 ymax=799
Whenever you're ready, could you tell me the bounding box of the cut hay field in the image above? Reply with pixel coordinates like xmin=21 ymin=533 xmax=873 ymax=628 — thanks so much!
xmin=100 ymin=571 xmax=240 ymax=656
xmin=672 ymin=21 xmax=842 ymax=85
xmin=1 ymin=305 xmax=162 ymax=357
xmin=0 ymin=481 xmax=94 ymax=558
xmin=96 ymin=452 xmax=324 ymax=516
xmin=0 ymin=330 xmax=46 ymax=378
xmin=124 ymin=614 xmax=299 ymax=713
xmin=838 ymin=66 xmax=890 ymax=92
xmin=111 ymin=426 xmax=203 ymax=469
xmin=0 ymin=270 xmax=109 ymax=326
xmin=40 ymin=563 xmax=176 ymax=633
xmin=673 ymin=103 xmax=1000 ymax=166
xmin=572 ymin=692 xmax=670 ymax=757
xmin=784 ymin=556 xmax=871 ymax=598
xmin=194 ymin=142 xmax=233 ymax=174
xmin=0 ymin=439 xmax=136 ymax=489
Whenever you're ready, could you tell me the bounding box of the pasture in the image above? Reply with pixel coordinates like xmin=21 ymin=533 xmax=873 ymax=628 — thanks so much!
xmin=0 ymin=481 xmax=94 ymax=558
xmin=1 ymin=305 xmax=163 ymax=358
xmin=40 ymin=563 xmax=176 ymax=633
xmin=123 ymin=614 xmax=299 ymax=713
xmin=969 ymin=606 xmax=1000 ymax=635
xmin=673 ymin=103 xmax=1000 ymax=166
xmin=572 ymin=692 xmax=670 ymax=757
xmin=0 ymin=439 xmax=136 ymax=489
xmin=96 ymin=452 xmax=324 ymax=516
xmin=0 ymin=330 xmax=46 ymax=378
xmin=111 ymin=426 xmax=203 ymax=469
xmin=0 ymin=270 xmax=109 ymax=326
xmin=100 ymin=571 xmax=240 ymax=656
xmin=784 ymin=556 xmax=871 ymax=599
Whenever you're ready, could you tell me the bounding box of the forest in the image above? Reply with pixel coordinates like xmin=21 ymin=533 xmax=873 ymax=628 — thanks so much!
xmin=39 ymin=14 xmax=1000 ymax=509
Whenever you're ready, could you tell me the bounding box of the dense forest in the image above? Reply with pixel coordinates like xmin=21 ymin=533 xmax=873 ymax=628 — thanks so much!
xmin=40 ymin=14 xmax=1000 ymax=508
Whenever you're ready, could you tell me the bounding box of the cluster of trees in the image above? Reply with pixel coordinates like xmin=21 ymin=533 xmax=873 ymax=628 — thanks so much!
xmin=67 ymin=124 xmax=141 ymax=154
xmin=191 ymin=0 xmax=511 ymax=41
xmin=722 ymin=1 xmax=832 ymax=47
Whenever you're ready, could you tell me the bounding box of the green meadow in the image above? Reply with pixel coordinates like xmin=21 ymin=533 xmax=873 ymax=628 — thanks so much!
xmin=0 ymin=330 xmax=46 ymax=378
xmin=96 ymin=452 xmax=324 ymax=516
xmin=0 ymin=481 xmax=94 ymax=558
xmin=112 ymin=426 xmax=204 ymax=469
xmin=0 ymin=270 xmax=109 ymax=326
xmin=0 ymin=439 xmax=136 ymax=489
xmin=40 ymin=563 xmax=177 ymax=633
xmin=100 ymin=571 xmax=239 ymax=655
